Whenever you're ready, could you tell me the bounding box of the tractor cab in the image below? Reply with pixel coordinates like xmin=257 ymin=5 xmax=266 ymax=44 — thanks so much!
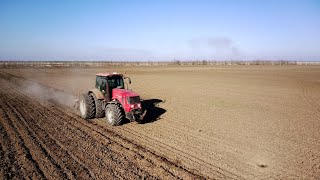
xmin=95 ymin=72 xmax=127 ymax=101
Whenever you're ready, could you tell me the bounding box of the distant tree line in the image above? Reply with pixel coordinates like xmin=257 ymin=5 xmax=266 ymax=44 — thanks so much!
xmin=170 ymin=60 xmax=303 ymax=66
xmin=0 ymin=60 xmax=319 ymax=68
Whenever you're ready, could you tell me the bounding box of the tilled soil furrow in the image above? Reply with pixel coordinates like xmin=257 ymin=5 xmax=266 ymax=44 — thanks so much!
xmin=0 ymin=120 xmax=20 ymax=180
xmin=4 ymin=100 xmax=78 ymax=180
xmin=0 ymin=100 xmax=46 ymax=179
xmin=0 ymin=141 xmax=5 ymax=179
xmin=0 ymin=79 xmax=90 ymax=179
xmin=2 ymin=85 xmax=100 ymax=179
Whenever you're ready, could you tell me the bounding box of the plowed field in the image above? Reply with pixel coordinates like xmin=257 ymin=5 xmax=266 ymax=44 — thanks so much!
xmin=1 ymin=66 xmax=320 ymax=179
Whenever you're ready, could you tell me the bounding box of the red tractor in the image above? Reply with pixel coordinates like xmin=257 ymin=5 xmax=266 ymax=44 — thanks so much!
xmin=77 ymin=72 xmax=145 ymax=126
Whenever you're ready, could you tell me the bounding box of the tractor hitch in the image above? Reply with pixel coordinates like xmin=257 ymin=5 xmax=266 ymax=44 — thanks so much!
xmin=135 ymin=109 xmax=147 ymax=123
xmin=126 ymin=108 xmax=147 ymax=123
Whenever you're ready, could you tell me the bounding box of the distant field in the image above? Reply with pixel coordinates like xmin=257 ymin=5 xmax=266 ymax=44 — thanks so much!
xmin=1 ymin=65 xmax=320 ymax=179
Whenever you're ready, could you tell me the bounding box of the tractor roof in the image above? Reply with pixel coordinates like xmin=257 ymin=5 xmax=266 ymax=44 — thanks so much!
xmin=96 ymin=72 xmax=123 ymax=77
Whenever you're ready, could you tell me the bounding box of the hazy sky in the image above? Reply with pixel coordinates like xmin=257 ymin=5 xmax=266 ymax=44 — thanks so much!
xmin=1 ymin=0 xmax=319 ymax=61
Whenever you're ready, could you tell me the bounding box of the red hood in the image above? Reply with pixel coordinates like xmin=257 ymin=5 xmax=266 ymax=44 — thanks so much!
xmin=112 ymin=88 xmax=139 ymax=98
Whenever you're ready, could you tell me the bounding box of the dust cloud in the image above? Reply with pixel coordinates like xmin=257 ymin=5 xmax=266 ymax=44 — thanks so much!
xmin=22 ymin=81 xmax=77 ymax=108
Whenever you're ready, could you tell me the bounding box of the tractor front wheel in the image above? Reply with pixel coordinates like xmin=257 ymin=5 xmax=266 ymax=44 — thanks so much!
xmin=79 ymin=93 xmax=96 ymax=119
xmin=105 ymin=103 xmax=124 ymax=126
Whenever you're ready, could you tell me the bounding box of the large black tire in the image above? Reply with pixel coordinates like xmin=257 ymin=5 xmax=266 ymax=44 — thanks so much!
xmin=105 ymin=103 xmax=124 ymax=126
xmin=91 ymin=93 xmax=105 ymax=118
xmin=95 ymin=99 xmax=105 ymax=118
xmin=79 ymin=93 xmax=96 ymax=119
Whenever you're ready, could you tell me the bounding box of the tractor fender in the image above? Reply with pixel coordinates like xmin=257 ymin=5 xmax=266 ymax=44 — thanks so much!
xmin=88 ymin=88 xmax=105 ymax=100
xmin=107 ymin=99 xmax=124 ymax=108
xmin=107 ymin=99 xmax=120 ymax=105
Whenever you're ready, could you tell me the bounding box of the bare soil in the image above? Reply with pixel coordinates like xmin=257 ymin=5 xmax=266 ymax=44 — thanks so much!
xmin=1 ymin=65 xmax=320 ymax=179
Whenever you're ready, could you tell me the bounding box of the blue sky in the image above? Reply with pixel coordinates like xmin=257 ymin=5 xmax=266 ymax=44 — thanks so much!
xmin=0 ymin=0 xmax=319 ymax=61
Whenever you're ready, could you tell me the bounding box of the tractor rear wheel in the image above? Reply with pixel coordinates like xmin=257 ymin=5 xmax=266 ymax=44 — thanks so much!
xmin=95 ymin=99 xmax=105 ymax=118
xmin=91 ymin=93 xmax=105 ymax=118
xmin=105 ymin=103 xmax=124 ymax=126
xmin=79 ymin=93 xmax=96 ymax=119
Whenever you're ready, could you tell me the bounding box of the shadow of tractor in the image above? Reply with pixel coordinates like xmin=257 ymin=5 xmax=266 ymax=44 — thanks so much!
xmin=140 ymin=99 xmax=166 ymax=124
xmin=120 ymin=98 xmax=166 ymax=125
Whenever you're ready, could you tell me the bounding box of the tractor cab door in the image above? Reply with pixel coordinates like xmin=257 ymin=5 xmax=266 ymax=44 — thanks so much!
xmin=96 ymin=76 xmax=109 ymax=101
xmin=106 ymin=76 xmax=124 ymax=100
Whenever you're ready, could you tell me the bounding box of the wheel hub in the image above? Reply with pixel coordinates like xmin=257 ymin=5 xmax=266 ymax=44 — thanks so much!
xmin=80 ymin=100 xmax=86 ymax=116
xmin=107 ymin=109 xmax=113 ymax=123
